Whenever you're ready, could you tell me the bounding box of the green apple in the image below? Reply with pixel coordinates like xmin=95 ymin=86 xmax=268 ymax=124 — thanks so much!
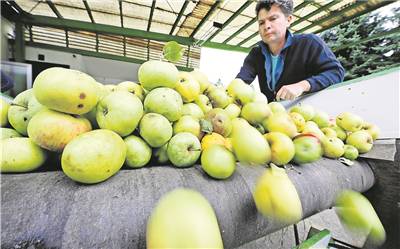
xmin=190 ymin=69 xmax=211 ymax=93
xmin=253 ymin=91 xmax=269 ymax=104
xmin=33 ymin=67 xmax=99 ymax=115
xmin=8 ymin=89 xmax=44 ymax=135
xmin=262 ymin=113 xmax=298 ymax=138
xmin=116 ymin=81 xmax=144 ymax=101
xmin=147 ymin=188 xmax=223 ymax=249
xmin=167 ymin=132 xmax=201 ymax=167
xmin=201 ymin=145 xmax=236 ymax=179
xmin=362 ymin=122 xmax=380 ymax=140
xmin=264 ymin=132 xmax=295 ymax=166
xmin=154 ymin=143 xmax=169 ymax=164
xmin=1 ymin=98 xmax=10 ymax=127
xmin=253 ymin=165 xmax=302 ymax=225
xmin=292 ymin=134 xmax=323 ymax=164
xmin=204 ymin=108 xmax=232 ymax=137
xmin=311 ymin=110 xmax=330 ymax=128
xmin=227 ymin=78 xmax=254 ymax=105
xmin=302 ymin=121 xmax=325 ymax=141
xmin=1 ymin=137 xmax=47 ymax=173
xmin=96 ymin=91 xmax=144 ymax=137
xmin=1 ymin=128 xmax=21 ymax=139
xmin=230 ymin=118 xmax=271 ymax=165
xmin=289 ymin=112 xmax=306 ymax=133
xmin=28 ymin=109 xmax=92 ymax=152
xmin=290 ymin=104 xmax=315 ymax=121
xmin=321 ymin=127 xmax=337 ymax=138
xmin=175 ymin=72 xmax=200 ymax=103
xmin=346 ymin=130 xmax=373 ymax=154
xmin=173 ymin=115 xmax=202 ymax=139
xmin=207 ymin=87 xmax=232 ymax=109
xmin=104 ymin=84 xmax=117 ymax=93
xmin=163 ymin=41 xmax=183 ymax=62
xmin=96 ymin=82 xmax=109 ymax=100
xmin=335 ymin=190 xmax=386 ymax=246
xmin=336 ymin=112 xmax=364 ymax=132
xmin=62 ymin=129 xmax=126 ymax=184
xmin=139 ymin=113 xmax=173 ymax=148
xmin=322 ymin=137 xmax=345 ymax=159
xmin=144 ymin=87 xmax=183 ymax=122
xmin=182 ymin=103 xmax=204 ymax=120
xmin=330 ymin=124 xmax=347 ymax=141
xmin=224 ymin=103 xmax=241 ymax=119
xmin=343 ymin=144 xmax=359 ymax=160
xmin=124 ymin=135 xmax=151 ymax=168
xmin=138 ymin=60 xmax=179 ymax=91
xmin=194 ymin=94 xmax=213 ymax=114
xmin=240 ymin=102 xmax=272 ymax=125
xmin=268 ymin=102 xmax=286 ymax=114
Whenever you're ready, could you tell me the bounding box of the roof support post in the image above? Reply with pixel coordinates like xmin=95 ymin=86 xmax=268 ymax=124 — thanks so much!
xmin=14 ymin=22 xmax=25 ymax=62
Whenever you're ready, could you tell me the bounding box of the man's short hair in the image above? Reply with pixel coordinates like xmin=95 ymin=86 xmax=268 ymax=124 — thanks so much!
xmin=255 ymin=0 xmax=293 ymax=17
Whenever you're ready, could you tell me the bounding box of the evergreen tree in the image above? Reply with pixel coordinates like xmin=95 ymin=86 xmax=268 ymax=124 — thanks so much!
xmin=321 ymin=6 xmax=400 ymax=80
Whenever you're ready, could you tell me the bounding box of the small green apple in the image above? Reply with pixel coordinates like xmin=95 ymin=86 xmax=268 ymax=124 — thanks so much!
xmin=268 ymin=102 xmax=286 ymax=114
xmin=154 ymin=143 xmax=169 ymax=164
xmin=321 ymin=127 xmax=337 ymax=138
xmin=264 ymin=132 xmax=295 ymax=166
xmin=96 ymin=91 xmax=144 ymax=137
xmin=207 ymin=87 xmax=232 ymax=109
xmin=62 ymin=129 xmax=126 ymax=184
xmin=162 ymin=41 xmax=183 ymax=62
xmin=312 ymin=110 xmax=330 ymax=128
xmin=139 ymin=113 xmax=173 ymax=148
xmin=190 ymin=69 xmax=211 ymax=93
xmin=336 ymin=112 xmax=364 ymax=132
xmin=226 ymin=78 xmax=254 ymax=105
xmin=240 ymin=102 xmax=272 ymax=125
xmin=289 ymin=112 xmax=306 ymax=133
xmin=330 ymin=124 xmax=347 ymax=141
xmin=224 ymin=103 xmax=241 ymax=119
xmin=173 ymin=115 xmax=202 ymax=139
xmin=116 ymin=81 xmax=144 ymax=101
xmin=8 ymin=89 xmax=44 ymax=135
xmin=322 ymin=137 xmax=345 ymax=159
xmin=124 ymin=135 xmax=151 ymax=168
xmin=175 ymin=72 xmax=200 ymax=103
xmin=182 ymin=103 xmax=204 ymax=120
xmin=194 ymin=94 xmax=213 ymax=113
xmin=1 ymin=137 xmax=47 ymax=173
xmin=262 ymin=113 xmax=298 ymax=138
xmin=144 ymin=87 xmax=183 ymax=122
xmin=290 ymin=104 xmax=315 ymax=121
xmin=346 ymin=130 xmax=373 ymax=154
xmin=362 ymin=122 xmax=380 ymax=140
xmin=201 ymin=145 xmax=236 ymax=179
xmin=167 ymin=132 xmax=201 ymax=167
xmin=292 ymin=134 xmax=323 ymax=164
xmin=343 ymin=144 xmax=359 ymax=160
xmin=138 ymin=60 xmax=179 ymax=91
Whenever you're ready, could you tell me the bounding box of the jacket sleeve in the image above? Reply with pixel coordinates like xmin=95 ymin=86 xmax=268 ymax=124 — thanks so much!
xmin=236 ymin=47 xmax=259 ymax=84
xmin=306 ymin=35 xmax=345 ymax=93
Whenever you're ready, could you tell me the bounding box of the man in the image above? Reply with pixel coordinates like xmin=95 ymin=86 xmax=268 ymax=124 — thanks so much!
xmin=237 ymin=0 xmax=345 ymax=102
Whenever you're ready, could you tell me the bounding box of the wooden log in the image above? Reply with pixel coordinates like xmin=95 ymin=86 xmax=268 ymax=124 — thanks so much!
xmin=1 ymin=158 xmax=374 ymax=249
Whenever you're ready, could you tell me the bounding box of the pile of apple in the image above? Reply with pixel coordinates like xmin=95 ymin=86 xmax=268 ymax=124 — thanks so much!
xmin=0 ymin=59 xmax=379 ymax=184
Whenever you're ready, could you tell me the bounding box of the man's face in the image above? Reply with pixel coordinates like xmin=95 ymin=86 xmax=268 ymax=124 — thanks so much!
xmin=258 ymin=4 xmax=292 ymax=45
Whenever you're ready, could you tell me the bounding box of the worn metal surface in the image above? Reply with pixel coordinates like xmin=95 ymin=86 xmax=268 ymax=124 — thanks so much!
xmin=1 ymin=159 xmax=374 ymax=249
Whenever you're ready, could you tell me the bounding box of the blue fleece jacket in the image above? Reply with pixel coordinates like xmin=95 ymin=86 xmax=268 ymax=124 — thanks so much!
xmin=237 ymin=31 xmax=345 ymax=102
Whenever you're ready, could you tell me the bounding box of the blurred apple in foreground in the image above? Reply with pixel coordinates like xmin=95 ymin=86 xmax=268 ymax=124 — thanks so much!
xmin=335 ymin=190 xmax=386 ymax=246
xmin=253 ymin=164 xmax=302 ymax=225
xmin=147 ymin=188 xmax=223 ymax=249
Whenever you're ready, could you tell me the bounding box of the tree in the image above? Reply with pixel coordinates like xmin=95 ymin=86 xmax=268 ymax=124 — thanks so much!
xmin=321 ymin=6 xmax=400 ymax=80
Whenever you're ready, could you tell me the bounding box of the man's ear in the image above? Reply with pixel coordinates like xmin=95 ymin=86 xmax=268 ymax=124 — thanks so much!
xmin=286 ymin=15 xmax=293 ymax=27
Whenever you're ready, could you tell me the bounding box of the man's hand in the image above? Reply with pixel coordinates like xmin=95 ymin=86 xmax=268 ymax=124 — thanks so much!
xmin=276 ymin=80 xmax=311 ymax=101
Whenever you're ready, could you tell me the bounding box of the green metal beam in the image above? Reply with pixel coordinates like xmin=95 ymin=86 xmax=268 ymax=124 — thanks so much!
xmin=223 ymin=17 xmax=256 ymax=44
xmin=46 ymin=0 xmax=63 ymax=19
xmin=20 ymin=14 xmax=195 ymax=46
xmin=314 ymin=1 xmax=395 ymax=34
xmin=206 ymin=1 xmax=252 ymax=42
xmin=170 ymin=1 xmax=189 ymax=35
xmin=25 ymin=41 xmax=193 ymax=71
xmin=291 ymin=0 xmax=337 ymax=28
xmin=295 ymin=1 xmax=368 ymax=34
xmin=82 ymin=0 xmax=95 ymax=23
xmin=333 ymin=26 xmax=400 ymax=52
xmin=202 ymin=40 xmax=250 ymax=53
xmin=190 ymin=1 xmax=221 ymax=38
xmin=147 ymin=0 xmax=156 ymax=31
